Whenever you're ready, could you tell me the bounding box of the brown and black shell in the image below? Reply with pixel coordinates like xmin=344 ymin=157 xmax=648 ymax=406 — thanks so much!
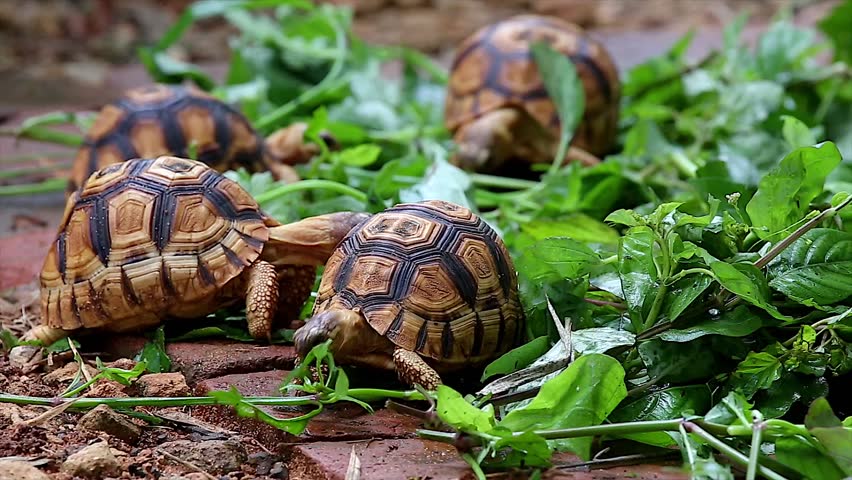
xmin=313 ymin=200 xmax=524 ymax=368
xmin=42 ymin=156 xmax=269 ymax=333
xmin=445 ymin=15 xmax=621 ymax=156
xmin=70 ymin=84 xmax=266 ymax=193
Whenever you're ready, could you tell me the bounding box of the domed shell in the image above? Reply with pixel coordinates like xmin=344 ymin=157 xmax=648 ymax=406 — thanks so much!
xmin=445 ymin=15 xmax=621 ymax=156
xmin=313 ymin=200 xmax=524 ymax=367
xmin=41 ymin=156 xmax=269 ymax=333
xmin=70 ymin=84 xmax=265 ymax=193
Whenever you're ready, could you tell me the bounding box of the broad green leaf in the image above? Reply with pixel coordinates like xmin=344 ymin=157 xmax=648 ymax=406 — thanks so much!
xmin=531 ymin=42 xmax=584 ymax=146
xmin=705 ymin=391 xmax=753 ymax=426
xmin=435 ymin=385 xmax=495 ymax=433
xmin=729 ymin=351 xmax=782 ymax=398
xmin=756 ymin=373 xmax=828 ymax=419
xmin=775 ymin=436 xmax=846 ymax=480
xmin=399 ymin=156 xmax=473 ymax=209
xmin=515 ymin=237 xmax=601 ymax=282
xmin=659 ymin=306 xmax=762 ymax=342
xmin=638 ymin=338 xmax=718 ymax=383
xmin=96 ymin=358 xmax=147 ymax=386
xmin=135 ymin=326 xmax=172 ymax=373
xmin=805 ymin=398 xmax=852 ymax=475
xmin=571 ymin=327 xmax=635 ymax=354
xmin=609 ymin=385 xmax=711 ymax=447
xmin=709 ymin=261 xmax=792 ymax=321
xmin=481 ymin=336 xmax=550 ymax=381
xmin=663 ymin=274 xmax=713 ymax=321
xmin=782 ymin=115 xmax=817 ymax=148
xmin=335 ymin=144 xmax=381 ymax=167
xmin=746 ymin=142 xmax=843 ymax=242
xmin=617 ymin=226 xmax=658 ymax=328
xmin=46 ymin=337 xmax=81 ymax=354
xmin=520 ymin=214 xmax=620 ymax=246
xmin=769 ymin=229 xmax=852 ymax=305
xmin=498 ymin=354 xmax=626 ymax=460
xmin=489 ymin=429 xmax=552 ymax=468
xmin=756 ymin=20 xmax=815 ymax=80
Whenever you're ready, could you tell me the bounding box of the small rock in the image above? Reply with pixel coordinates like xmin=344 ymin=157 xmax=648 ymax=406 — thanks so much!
xmin=61 ymin=441 xmax=120 ymax=478
xmin=249 ymin=451 xmax=274 ymax=475
xmin=269 ymin=461 xmax=288 ymax=479
xmin=77 ymin=404 xmax=141 ymax=444
xmin=0 ymin=460 xmax=50 ymax=480
xmin=105 ymin=358 xmax=139 ymax=370
xmin=43 ymin=361 xmax=98 ymax=384
xmin=8 ymin=345 xmax=40 ymax=370
xmin=84 ymin=379 xmax=129 ymax=398
xmin=136 ymin=373 xmax=190 ymax=397
xmin=157 ymin=439 xmax=247 ymax=475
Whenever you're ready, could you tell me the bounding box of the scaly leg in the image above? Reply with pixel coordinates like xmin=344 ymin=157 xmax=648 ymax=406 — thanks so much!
xmin=393 ymin=347 xmax=442 ymax=391
xmin=245 ymin=260 xmax=279 ymax=341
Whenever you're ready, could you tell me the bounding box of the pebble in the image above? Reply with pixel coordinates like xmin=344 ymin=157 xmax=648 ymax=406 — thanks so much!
xmin=0 ymin=460 xmax=50 ymax=480
xmin=60 ymin=441 xmax=121 ymax=478
xmin=136 ymin=372 xmax=191 ymax=397
xmin=77 ymin=404 xmax=141 ymax=444
xmin=157 ymin=439 xmax=247 ymax=475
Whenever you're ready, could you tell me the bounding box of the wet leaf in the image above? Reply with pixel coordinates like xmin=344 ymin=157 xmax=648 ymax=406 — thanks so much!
xmin=481 ymin=336 xmax=551 ymax=381
xmin=659 ymin=306 xmax=763 ymax=342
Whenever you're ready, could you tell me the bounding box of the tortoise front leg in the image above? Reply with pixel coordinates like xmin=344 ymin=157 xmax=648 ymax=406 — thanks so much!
xmin=393 ymin=347 xmax=442 ymax=391
xmin=245 ymin=260 xmax=279 ymax=341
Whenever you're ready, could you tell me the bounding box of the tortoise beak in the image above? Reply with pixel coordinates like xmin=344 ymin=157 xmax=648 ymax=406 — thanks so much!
xmin=293 ymin=315 xmax=333 ymax=359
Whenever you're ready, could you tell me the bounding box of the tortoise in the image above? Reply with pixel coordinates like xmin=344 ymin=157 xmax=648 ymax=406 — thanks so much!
xmin=293 ymin=199 xmax=524 ymax=390
xmin=69 ymin=83 xmax=320 ymax=194
xmin=29 ymin=155 xmax=369 ymax=345
xmin=444 ymin=15 xmax=621 ymax=174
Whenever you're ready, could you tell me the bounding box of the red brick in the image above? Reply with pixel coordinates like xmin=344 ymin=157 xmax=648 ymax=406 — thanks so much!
xmin=287 ymin=439 xmax=689 ymax=480
xmin=287 ymin=439 xmax=471 ymax=480
xmin=192 ymin=371 xmax=423 ymax=449
xmin=95 ymin=335 xmax=298 ymax=384
xmin=0 ymin=229 xmax=55 ymax=290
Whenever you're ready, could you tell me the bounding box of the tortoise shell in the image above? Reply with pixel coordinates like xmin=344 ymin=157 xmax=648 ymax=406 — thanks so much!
xmin=70 ymin=84 xmax=266 ymax=193
xmin=445 ymin=15 xmax=621 ymax=156
xmin=42 ymin=156 xmax=270 ymax=333
xmin=313 ymin=200 xmax=524 ymax=367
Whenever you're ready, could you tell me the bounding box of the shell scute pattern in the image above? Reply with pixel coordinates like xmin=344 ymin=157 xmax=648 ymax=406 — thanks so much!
xmin=70 ymin=84 xmax=265 ymax=193
xmin=445 ymin=15 xmax=620 ymax=156
xmin=313 ymin=200 xmax=523 ymax=366
xmin=41 ymin=156 xmax=268 ymax=333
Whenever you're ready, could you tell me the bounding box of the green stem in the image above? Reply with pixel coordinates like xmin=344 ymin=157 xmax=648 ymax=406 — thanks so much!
xmin=374 ymin=46 xmax=449 ymax=84
xmin=666 ymin=268 xmax=714 ymax=284
xmin=0 ymin=394 xmax=314 ymax=409
xmin=468 ymin=173 xmax=539 ymax=190
xmin=643 ymin=283 xmax=668 ymax=332
xmin=0 ymin=178 xmax=67 ymax=196
xmin=747 ymin=413 xmax=765 ymax=480
xmin=754 ymin=194 xmax=852 ymax=269
xmin=682 ymin=422 xmax=786 ymax=480
xmin=255 ymin=179 xmax=368 ymax=204
xmin=366 ymin=126 xmax=447 ymax=143
xmin=547 ymin=133 xmax=571 ymax=178
xmin=346 ymin=388 xmax=426 ymax=403
xmin=0 ymin=126 xmax=83 ymax=147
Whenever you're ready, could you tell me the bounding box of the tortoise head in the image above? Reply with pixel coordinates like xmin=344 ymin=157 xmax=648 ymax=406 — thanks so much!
xmin=294 ymin=308 xmax=390 ymax=361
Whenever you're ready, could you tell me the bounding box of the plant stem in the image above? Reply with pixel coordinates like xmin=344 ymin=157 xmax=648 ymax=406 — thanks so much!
xmin=0 ymin=394 xmax=313 ymax=409
xmin=0 ymin=178 xmax=67 ymax=196
xmin=0 ymin=126 xmax=83 ymax=147
xmin=747 ymin=413 xmax=765 ymax=480
xmin=682 ymin=421 xmax=786 ymax=480
xmin=255 ymin=179 xmax=369 ymax=204
xmin=754 ymin=194 xmax=852 ymax=269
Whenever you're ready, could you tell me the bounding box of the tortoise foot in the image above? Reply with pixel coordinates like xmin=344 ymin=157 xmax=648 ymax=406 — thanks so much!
xmin=393 ymin=347 xmax=441 ymax=391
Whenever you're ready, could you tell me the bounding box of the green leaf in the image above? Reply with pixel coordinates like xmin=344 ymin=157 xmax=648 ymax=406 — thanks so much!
xmin=135 ymin=326 xmax=172 ymax=373
xmin=138 ymin=50 xmax=216 ymax=90
xmin=756 ymin=373 xmax=828 ymax=419
xmin=516 ymin=237 xmax=601 ymax=282
xmin=705 ymin=391 xmax=753 ymax=426
xmin=498 ymin=353 xmax=626 ymax=460
xmin=96 ymin=358 xmax=147 ymax=386
xmin=609 ymin=385 xmax=712 ymax=447
xmin=805 ymin=398 xmax=852 ymax=475
xmin=820 ymin=0 xmax=852 ymax=63
xmin=435 ymin=385 xmax=495 ymax=433
xmin=729 ymin=351 xmax=782 ymax=398
xmin=782 ymin=115 xmax=817 ymax=149
xmin=638 ymin=338 xmax=718 ymax=383
xmin=617 ymin=227 xmax=658 ymax=328
xmin=335 ymin=144 xmax=381 ymax=167
xmin=709 ymin=261 xmax=792 ymax=321
xmin=570 ymin=328 xmax=635 ymax=354
xmin=769 ymin=229 xmax=852 ymax=305
xmin=775 ymin=436 xmax=846 ymax=480
xmin=481 ymin=336 xmax=550 ymax=381
xmin=46 ymin=337 xmax=80 ymax=354
xmin=663 ymin=274 xmax=713 ymax=322
xmin=746 ymin=142 xmax=843 ymax=242
xmin=520 ymin=214 xmax=620 ymax=246
xmin=659 ymin=306 xmax=763 ymax=342
xmin=531 ymin=42 xmax=584 ymax=146
xmin=489 ymin=429 xmax=552 ymax=469
xmin=756 ymin=20 xmax=815 ymax=80
xmin=399 ymin=154 xmax=473 ymax=209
